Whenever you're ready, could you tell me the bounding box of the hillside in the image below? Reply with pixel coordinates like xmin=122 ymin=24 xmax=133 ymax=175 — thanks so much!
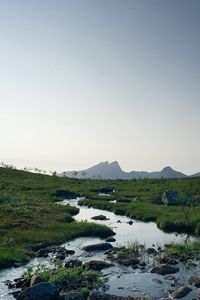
xmin=0 ymin=167 xmax=113 ymax=268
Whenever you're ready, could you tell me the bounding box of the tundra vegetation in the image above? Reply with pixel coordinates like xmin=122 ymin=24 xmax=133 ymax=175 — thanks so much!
xmin=1 ymin=166 xmax=200 ymax=268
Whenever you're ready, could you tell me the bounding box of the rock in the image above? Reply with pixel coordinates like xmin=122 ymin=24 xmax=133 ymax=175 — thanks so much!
xmin=64 ymin=291 xmax=84 ymax=300
xmin=170 ymin=286 xmax=192 ymax=298
xmin=128 ymin=220 xmax=133 ymax=225
xmin=84 ymin=260 xmax=113 ymax=271
xmin=146 ymin=248 xmax=157 ymax=255
xmin=151 ymin=264 xmax=179 ymax=275
xmin=91 ymin=215 xmax=109 ymax=221
xmin=54 ymin=189 xmax=79 ymax=199
xmin=89 ymin=291 xmax=151 ymax=299
xmin=15 ymin=279 xmax=26 ymax=289
xmin=37 ymin=246 xmax=75 ymax=258
xmin=10 ymin=290 xmax=21 ymax=298
xmin=29 ymin=242 xmax=50 ymax=252
xmin=152 ymin=278 xmax=162 ymax=284
xmin=95 ymin=187 xmax=113 ymax=194
xmin=65 ymin=249 xmax=75 ymax=255
xmin=117 ymin=258 xmax=140 ymax=267
xmin=65 ymin=259 xmax=82 ymax=268
xmin=106 ymin=237 xmax=116 ymax=242
xmin=188 ymin=276 xmax=200 ymax=287
xmin=159 ymin=257 xmax=178 ymax=265
xmin=83 ymin=243 xmax=113 ymax=251
xmin=17 ymin=282 xmax=59 ymax=300
xmin=30 ymin=275 xmax=44 ymax=287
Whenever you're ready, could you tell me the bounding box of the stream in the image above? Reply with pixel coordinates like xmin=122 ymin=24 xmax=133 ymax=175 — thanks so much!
xmin=0 ymin=198 xmax=199 ymax=300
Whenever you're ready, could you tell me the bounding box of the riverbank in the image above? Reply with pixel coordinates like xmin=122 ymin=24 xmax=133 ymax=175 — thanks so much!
xmin=78 ymin=198 xmax=200 ymax=235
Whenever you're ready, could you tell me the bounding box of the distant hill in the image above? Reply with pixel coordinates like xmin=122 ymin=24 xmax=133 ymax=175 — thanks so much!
xmin=59 ymin=161 xmax=195 ymax=179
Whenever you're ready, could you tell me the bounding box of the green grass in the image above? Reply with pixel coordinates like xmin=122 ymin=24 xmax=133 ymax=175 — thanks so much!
xmin=165 ymin=240 xmax=200 ymax=259
xmin=1 ymin=166 xmax=200 ymax=268
xmin=0 ymin=167 xmax=114 ymax=268
xmin=78 ymin=198 xmax=200 ymax=235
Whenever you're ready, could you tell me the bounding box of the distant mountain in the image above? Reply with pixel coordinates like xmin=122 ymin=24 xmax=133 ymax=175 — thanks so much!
xmin=191 ymin=172 xmax=200 ymax=178
xmin=59 ymin=161 xmax=196 ymax=179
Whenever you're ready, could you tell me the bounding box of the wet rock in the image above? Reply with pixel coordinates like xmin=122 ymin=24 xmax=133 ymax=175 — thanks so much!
xmin=94 ymin=187 xmax=113 ymax=194
xmin=65 ymin=259 xmax=82 ymax=268
xmin=15 ymin=278 xmax=27 ymax=289
xmin=83 ymin=243 xmax=113 ymax=252
xmin=37 ymin=246 xmax=75 ymax=258
xmin=29 ymin=242 xmax=50 ymax=252
xmin=4 ymin=279 xmax=15 ymax=289
xmin=54 ymin=189 xmax=79 ymax=199
xmin=188 ymin=276 xmax=200 ymax=287
xmin=146 ymin=248 xmax=157 ymax=255
xmin=152 ymin=278 xmax=162 ymax=284
xmin=84 ymin=260 xmax=113 ymax=271
xmin=170 ymin=286 xmax=192 ymax=298
xmin=106 ymin=237 xmax=116 ymax=242
xmin=89 ymin=291 xmax=152 ymax=299
xmin=159 ymin=257 xmax=178 ymax=265
xmin=91 ymin=215 xmax=109 ymax=221
xmin=117 ymin=258 xmax=140 ymax=267
xmin=10 ymin=290 xmax=20 ymax=298
xmin=151 ymin=264 xmax=179 ymax=275
xmin=30 ymin=275 xmax=44 ymax=287
xmin=128 ymin=221 xmax=133 ymax=225
xmin=16 ymin=282 xmax=59 ymax=300
xmin=64 ymin=291 xmax=84 ymax=300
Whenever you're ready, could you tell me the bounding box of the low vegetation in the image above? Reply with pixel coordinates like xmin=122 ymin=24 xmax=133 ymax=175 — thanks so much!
xmin=0 ymin=167 xmax=113 ymax=268
xmin=165 ymin=239 xmax=200 ymax=259
xmin=24 ymin=260 xmax=105 ymax=292
xmin=1 ymin=166 xmax=200 ymax=268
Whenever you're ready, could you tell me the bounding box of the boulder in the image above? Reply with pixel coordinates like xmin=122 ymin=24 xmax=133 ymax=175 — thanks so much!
xmin=84 ymin=260 xmax=113 ymax=271
xmin=117 ymin=258 xmax=140 ymax=267
xmin=170 ymin=286 xmax=192 ymax=298
xmin=151 ymin=264 xmax=179 ymax=275
xmin=83 ymin=243 xmax=113 ymax=252
xmin=146 ymin=248 xmax=157 ymax=255
xmin=30 ymin=242 xmax=50 ymax=252
xmin=17 ymin=282 xmax=59 ymax=300
xmin=159 ymin=257 xmax=178 ymax=265
xmin=188 ymin=275 xmax=200 ymax=287
xmin=54 ymin=189 xmax=79 ymax=199
xmin=105 ymin=237 xmax=116 ymax=242
xmin=128 ymin=221 xmax=133 ymax=225
xmin=91 ymin=215 xmax=109 ymax=221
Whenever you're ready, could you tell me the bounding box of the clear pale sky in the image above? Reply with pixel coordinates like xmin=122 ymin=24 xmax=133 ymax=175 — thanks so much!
xmin=0 ymin=0 xmax=200 ymax=174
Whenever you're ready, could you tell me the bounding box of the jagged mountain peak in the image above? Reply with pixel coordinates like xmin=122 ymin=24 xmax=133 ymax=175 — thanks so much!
xmin=60 ymin=162 xmax=195 ymax=179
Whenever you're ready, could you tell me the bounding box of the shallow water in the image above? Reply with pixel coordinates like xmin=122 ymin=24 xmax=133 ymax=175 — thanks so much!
xmin=0 ymin=198 xmax=199 ymax=300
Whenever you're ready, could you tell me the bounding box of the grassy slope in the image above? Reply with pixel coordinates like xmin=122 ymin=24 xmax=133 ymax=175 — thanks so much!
xmin=0 ymin=168 xmax=113 ymax=268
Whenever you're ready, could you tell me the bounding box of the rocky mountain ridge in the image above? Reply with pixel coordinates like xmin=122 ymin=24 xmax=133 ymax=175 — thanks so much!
xmin=60 ymin=161 xmax=197 ymax=179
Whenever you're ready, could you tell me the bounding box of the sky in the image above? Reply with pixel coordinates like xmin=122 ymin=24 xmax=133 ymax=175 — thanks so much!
xmin=0 ymin=0 xmax=200 ymax=174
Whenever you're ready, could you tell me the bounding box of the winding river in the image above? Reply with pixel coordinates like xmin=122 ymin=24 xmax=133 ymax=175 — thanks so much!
xmin=0 ymin=198 xmax=199 ymax=300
